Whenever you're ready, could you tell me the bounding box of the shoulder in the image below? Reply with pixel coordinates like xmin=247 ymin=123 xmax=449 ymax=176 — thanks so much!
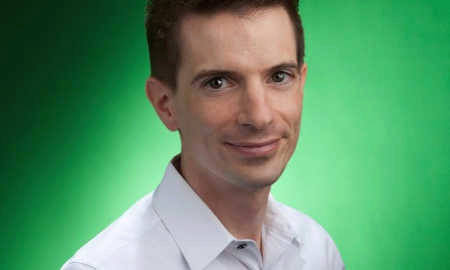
xmin=61 ymin=192 xmax=184 ymax=270
xmin=277 ymin=201 xmax=332 ymax=241
xmin=272 ymin=199 xmax=345 ymax=269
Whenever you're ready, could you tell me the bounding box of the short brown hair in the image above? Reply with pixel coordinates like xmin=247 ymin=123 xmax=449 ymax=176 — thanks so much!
xmin=146 ymin=0 xmax=304 ymax=90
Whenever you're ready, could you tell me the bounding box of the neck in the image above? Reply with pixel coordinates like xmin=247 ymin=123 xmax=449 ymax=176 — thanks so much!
xmin=177 ymin=154 xmax=270 ymax=251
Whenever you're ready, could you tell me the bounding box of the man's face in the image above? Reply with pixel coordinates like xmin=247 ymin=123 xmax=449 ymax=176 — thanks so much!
xmin=172 ymin=6 xmax=307 ymax=191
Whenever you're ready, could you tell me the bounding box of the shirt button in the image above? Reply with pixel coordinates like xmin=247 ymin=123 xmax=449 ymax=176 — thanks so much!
xmin=236 ymin=243 xmax=247 ymax=250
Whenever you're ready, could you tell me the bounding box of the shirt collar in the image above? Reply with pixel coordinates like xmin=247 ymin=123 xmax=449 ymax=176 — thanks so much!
xmin=152 ymin=157 xmax=302 ymax=270
xmin=151 ymin=158 xmax=235 ymax=270
xmin=263 ymin=193 xmax=304 ymax=267
xmin=266 ymin=193 xmax=301 ymax=244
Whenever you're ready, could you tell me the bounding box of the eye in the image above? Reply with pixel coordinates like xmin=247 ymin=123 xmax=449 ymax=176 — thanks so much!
xmin=271 ymin=71 xmax=290 ymax=83
xmin=203 ymin=76 xmax=232 ymax=91
xmin=208 ymin=77 xmax=224 ymax=89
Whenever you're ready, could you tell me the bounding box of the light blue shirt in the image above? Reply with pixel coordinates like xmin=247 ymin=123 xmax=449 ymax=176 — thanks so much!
xmin=62 ymin=159 xmax=344 ymax=270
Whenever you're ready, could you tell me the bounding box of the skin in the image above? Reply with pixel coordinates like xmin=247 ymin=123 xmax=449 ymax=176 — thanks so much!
xmin=146 ymin=6 xmax=307 ymax=253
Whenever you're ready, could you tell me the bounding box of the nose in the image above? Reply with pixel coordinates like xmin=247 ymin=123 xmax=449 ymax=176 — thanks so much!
xmin=237 ymin=82 xmax=273 ymax=130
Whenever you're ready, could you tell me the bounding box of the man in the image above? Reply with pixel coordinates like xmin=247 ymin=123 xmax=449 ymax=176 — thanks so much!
xmin=62 ymin=0 xmax=345 ymax=269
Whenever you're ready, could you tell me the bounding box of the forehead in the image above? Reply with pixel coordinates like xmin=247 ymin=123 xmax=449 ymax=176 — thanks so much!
xmin=177 ymin=6 xmax=297 ymax=76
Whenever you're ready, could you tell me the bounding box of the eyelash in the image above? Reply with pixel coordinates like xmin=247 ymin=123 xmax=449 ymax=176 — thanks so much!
xmin=201 ymin=76 xmax=233 ymax=91
xmin=200 ymin=70 xmax=295 ymax=91
xmin=270 ymin=71 xmax=294 ymax=84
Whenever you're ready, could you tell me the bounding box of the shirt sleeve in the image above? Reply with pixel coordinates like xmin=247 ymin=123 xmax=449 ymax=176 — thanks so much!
xmin=327 ymin=236 xmax=345 ymax=270
xmin=61 ymin=262 xmax=96 ymax=270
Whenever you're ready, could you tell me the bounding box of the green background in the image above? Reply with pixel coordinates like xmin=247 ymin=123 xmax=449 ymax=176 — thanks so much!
xmin=2 ymin=0 xmax=449 ymax=269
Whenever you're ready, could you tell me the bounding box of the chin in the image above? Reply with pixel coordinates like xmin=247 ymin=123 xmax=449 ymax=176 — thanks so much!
xmin=227 ymin=165 xmax=284 ymax=191
xmin=215 ymin=146 xmax=291 ymax=190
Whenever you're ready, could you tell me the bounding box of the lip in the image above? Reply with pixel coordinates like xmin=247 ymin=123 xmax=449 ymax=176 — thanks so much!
xmin=225 ymin=138 xmax=280 ymax=157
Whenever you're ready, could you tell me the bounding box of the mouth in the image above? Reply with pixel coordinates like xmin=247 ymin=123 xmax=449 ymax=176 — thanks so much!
xmin=224 ymin=138 xmax=280 ymax=157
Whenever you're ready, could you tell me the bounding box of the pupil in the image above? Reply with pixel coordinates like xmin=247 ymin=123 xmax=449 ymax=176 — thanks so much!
xmin=273 ymin=72 xmax=285 ymax=82
xmin=210 ymin=78 xmax=223 ymax=88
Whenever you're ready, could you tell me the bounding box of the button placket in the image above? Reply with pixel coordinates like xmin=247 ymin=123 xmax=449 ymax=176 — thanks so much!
xmin=228 ymin=241 xmax=263 ymax=270
xmin=236 ymin=243 xmax=248 ymax=250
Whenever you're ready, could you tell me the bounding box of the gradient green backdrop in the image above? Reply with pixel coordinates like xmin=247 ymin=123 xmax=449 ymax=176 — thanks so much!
xmin=2 ymin=0 xmax=449 ymax=269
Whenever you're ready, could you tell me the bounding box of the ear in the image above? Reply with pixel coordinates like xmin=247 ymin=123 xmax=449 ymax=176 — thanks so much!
xmin=146 ymin=77 xmax=178 ymax=131
xmin=299 ymin=63 xmax=308 ymax=96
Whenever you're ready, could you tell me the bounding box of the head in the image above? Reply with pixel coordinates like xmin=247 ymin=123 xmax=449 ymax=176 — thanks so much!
xmin=146 ymin=0 xmax=307 ymax=192
xmin=146 ymin=0 xmax=305 ymax=91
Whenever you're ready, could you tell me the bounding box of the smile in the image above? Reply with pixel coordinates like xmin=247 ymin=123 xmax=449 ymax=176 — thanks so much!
xmin=225 ymin=139 xmax=280 ymax=157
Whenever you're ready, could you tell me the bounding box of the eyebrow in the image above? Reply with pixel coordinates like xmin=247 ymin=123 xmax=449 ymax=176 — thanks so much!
xmin=267 ymin=62 xmax=300 ymax=75
xmin=190 ymin=61 xmax=299 ymax=86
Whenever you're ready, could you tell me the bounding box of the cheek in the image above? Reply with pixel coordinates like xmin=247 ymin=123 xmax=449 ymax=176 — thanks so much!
xmin=275 ymin=89 xmax=303 ymax=128
xmin=182 ymin=96 xmax=237 ymax=141
xmin=279 ymin=95 xmax=302 ymax=157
